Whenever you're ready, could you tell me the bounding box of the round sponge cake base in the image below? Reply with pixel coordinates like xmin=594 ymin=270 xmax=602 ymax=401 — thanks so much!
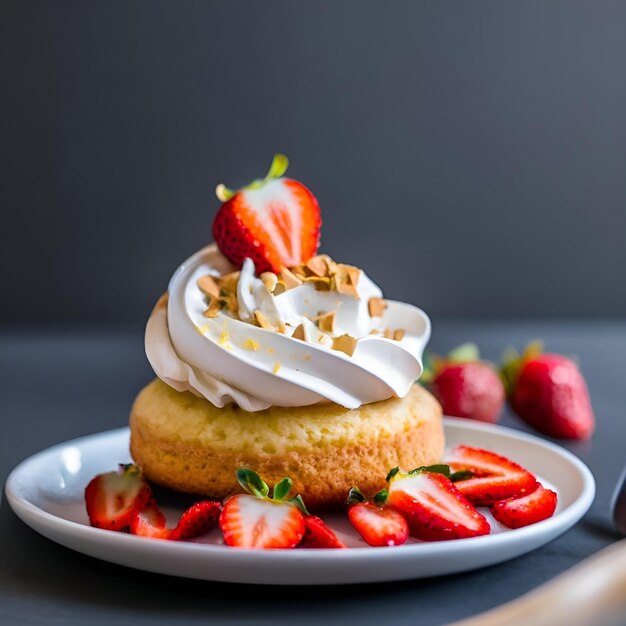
xmin=130 ymin=378 xmax=444 ymax=510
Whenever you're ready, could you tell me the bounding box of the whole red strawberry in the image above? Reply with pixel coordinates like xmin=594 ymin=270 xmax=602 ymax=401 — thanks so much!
xmin=424 ymin=343 xmax=505 ymax=424
xmin=501 ymin=341 xmax=595 ymax=440
xmin=212 ymin=154 xmax=322 ymax=274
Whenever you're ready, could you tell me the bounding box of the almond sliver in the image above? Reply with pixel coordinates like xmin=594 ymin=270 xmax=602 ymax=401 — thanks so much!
xmin=332 ymin=334 xmax=357 ymax=356
xmin=368 ymin=297 xmax=387 ymax=317
xmin=197 ymin=275 xmax=221 ymax=299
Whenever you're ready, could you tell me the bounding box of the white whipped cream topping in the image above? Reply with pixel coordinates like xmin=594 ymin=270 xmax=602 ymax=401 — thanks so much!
xmin=145 ymin=244 xmax=431 ymax=411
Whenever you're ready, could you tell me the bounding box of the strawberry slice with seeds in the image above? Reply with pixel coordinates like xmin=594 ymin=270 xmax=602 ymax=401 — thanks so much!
xmin=130 ymin=504 xmax=171 ymax=539
xmin=346 ymin=486 xmax=409 ymax=548
xmin=212 ymin=154 xmax=322 ymax=274
xmin=300 ymin=515 xmax=347 ymax=549
xmin=84 ymin=463 xmax=154 ymax=532
xmin=170 ymin=500 xmax=223 ymax=541
xmin=492 ymin=483 xmax=558 ymax=529
xmin=445 ymin=445 xmax=538 ymax=506
xmin=387 ymin=468 xmax=490 ymax=541
xmin=219 ymin=469 xmax=306 ymax=549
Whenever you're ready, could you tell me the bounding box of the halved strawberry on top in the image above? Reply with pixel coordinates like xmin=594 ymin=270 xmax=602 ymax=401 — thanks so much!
xmin=219 ymin=469 xmax=306 ymax=549
xmin=212 ymin=154 xmax=322 ymax=274
xmin=386 ymin=467 xmax=491 ymax=541
xmin=445 ymin=445 xmax=538 ymax=506
xmin=84 ymin=463 xmax=154 ymax=531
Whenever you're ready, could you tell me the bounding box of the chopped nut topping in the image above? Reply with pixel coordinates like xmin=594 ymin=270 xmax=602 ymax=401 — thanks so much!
xmin=202 ymin=297 xmax=221 ymax=318
xmin=220 ymin=294 xmax=239 ymax=314
xmin=197 ymin=275 xmax=221 ymax=299
xmin=289 ymin=265 xmax=308 ymax=281
xmin=368 ymin=297 xmax=387 ymax=317
xmin=332 ymin=334 xmax=357 ymax=356
xmin=195 ymin=254 xmax=371 ymax=340
xmin=254 ymin=310 xmax=274 ymax=330
xmin=292 ymin=323 xmax=306 ymax=341
xmin=334 ymin=264 xmax=361 ymax=297
xmin=305 ymin=254 xmax=333 ymax=277
xmin=260 ymin=272 xmax=278 ymax=293
xmin=304 ymin=275 xmax=331 ymax=291
xmin=382 ymin=327 xmax=406 ymax=340
xmin=279 ymin=267 xmax=303 ymax=290
xmin=218 ymin=271 xmax=241 ymax=293
xmin=312 ymin=310 xmax=336 ymax=333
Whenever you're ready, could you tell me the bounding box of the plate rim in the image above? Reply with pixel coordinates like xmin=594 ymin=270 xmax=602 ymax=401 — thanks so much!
xmin=4 ymin=418 xmax=596 ymax=565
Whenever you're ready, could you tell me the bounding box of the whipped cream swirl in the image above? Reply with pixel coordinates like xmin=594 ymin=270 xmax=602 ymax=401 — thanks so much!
xmin=145 ymin=244 xmax=431 ymax=411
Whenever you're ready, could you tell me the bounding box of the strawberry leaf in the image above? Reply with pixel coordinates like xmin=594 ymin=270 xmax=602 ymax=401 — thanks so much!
xmin=386 ymin=467 xmax=400 ymax=482
xmin=272 ymin=477 xmax=293 ymax=501
xmin=408 ymin=464 xmax=452 ymax=478
xmin=288 ymin=494 xmax=309 ymax=515
xmin=500 ymin=340 xmax=543 ymax=395
xmin=373 ymin=488 xmax=389 ymax=506
xmin=347 ymin=486 xmax=366 ymax=505
xmin=450 ymin=470 xmax=473 ymax=482
xmin=236 ymin=468 xmax=269 ymax=498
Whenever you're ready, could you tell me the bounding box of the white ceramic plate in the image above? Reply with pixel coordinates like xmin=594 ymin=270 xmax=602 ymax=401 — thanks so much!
xmin=4 ymin=418 xmax=595 ymax=585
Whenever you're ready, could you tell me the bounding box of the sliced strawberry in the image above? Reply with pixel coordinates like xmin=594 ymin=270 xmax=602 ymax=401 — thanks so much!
xmin=387 ymin=469 xmax=490 ymax=541
xmin=347 ymin=502 xmax=409 ymax=547
xmin=492 ymin=483 xmax=558 ymax=529
xmin=445 ymin=445 xmax=538 ymax=506
xmin=212 ymin=154 xmax=322 ymax=274
xmin=84 ymin=463 xmax=153 ymax=531
xmin=130 ymin=504 xmax=171 ymax=539
xmin=219 ymin=469 xmax=306 ymax=549
xmin=300 ymin=515 xmax=347 ymax=549
xmin=170 ymin=500 xmax=222 ymax=541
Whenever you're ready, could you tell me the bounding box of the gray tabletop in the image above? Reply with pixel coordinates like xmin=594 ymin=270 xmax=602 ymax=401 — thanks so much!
xmin=1 ymin=321 xmax=624 ymax=626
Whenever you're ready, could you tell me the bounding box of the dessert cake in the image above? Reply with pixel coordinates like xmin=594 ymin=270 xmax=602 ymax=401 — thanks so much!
xmin=130 ymin=154 xmax=444 ymax=509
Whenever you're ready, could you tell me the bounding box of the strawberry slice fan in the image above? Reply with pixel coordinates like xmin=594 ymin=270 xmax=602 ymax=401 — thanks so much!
xmin=84 ymin=451 xmax=559 ymax=547
xmin=212 ymin=153 xmax=322 ymax=274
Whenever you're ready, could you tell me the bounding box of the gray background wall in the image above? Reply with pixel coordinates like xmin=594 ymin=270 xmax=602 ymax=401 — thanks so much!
xmin=1 ymin=0 xmax=625 ymax=327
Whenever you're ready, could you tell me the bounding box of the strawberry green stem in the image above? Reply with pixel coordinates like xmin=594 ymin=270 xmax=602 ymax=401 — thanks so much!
xmin=446 ymin=342 xmax=480 ymax=364
xmin=264 ymin=153 xmax=289 ymax=181
xmin=215 ymin=153 xmax=289 ymax=202
xmin=500 ymin=340 xmax=543 ymax=395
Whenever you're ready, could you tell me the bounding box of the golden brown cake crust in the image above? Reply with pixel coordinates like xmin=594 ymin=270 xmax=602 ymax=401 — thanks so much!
xmin=129 ymin=378 xmax=444 ymax=510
